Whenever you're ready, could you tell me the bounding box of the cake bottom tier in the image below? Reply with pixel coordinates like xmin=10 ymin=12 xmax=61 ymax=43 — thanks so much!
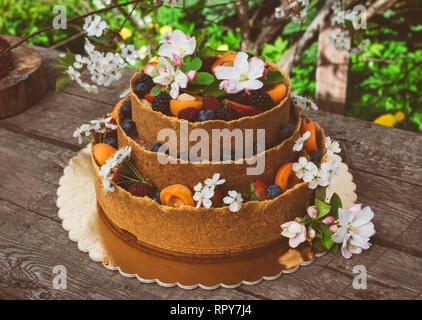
xmin=92 ymin=153 xmax=324 ymax=255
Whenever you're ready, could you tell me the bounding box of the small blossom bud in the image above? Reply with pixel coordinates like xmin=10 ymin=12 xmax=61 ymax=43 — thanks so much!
xmin=172 ymin=53 xmax=183 ymax=67
xmin=308 ymin=228 xmax=316 ymax=239
xmin=307 ymin=206 xmax=318 ymax=219
xmin=329 ymin=225 xmax=338 ymax=233
xmin=294 ymin=217 xmax=302 ymax=223
xmin=322 ymin=216 xmax=334 ymax=225
xmin=187 ymin=70 xmax=197 ymax=81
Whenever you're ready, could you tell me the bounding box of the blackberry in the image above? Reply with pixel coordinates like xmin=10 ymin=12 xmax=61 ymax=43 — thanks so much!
xmin=152 ymin=91 xmax=171 ymax=115
xmin=120 ymin=100 xmax=132 ymax=119
xmin=250 ymin=90 xmax=274 ymax=110
xmin=228 ymin=91 xmax=253 ymax=106
xmin=128 ymin=182 xmax=154 ymax=197
xmin=122 ymin=119 xmax=137 ymax=137
xmin=134 ymin=74 xmax=154 ymax=98
xmin=229 ymin=91 xmax=253 ymax=106
xmin=309 ymin=150 xmax=322 ymax=163
xmin=215 ymin=108 xmax=239 ymax=121
xmin=178 ymin=107 xmax=199 ymax=122
xmin=278 ymin=123 xmax=295 ymax=142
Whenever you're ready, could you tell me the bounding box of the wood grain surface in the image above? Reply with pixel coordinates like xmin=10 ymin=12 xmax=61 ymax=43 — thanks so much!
xmin=0 ymin=46 xmax=421 ymax=300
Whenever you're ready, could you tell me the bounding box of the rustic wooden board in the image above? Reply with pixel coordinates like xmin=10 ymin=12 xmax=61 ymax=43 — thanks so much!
xmin=0 ymin=35 xmax=47 ymax=119
xmin=0 ymin=47 xmax=421 ymax=300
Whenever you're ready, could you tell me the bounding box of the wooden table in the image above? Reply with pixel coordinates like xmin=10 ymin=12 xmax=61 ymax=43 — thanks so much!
xmin=0 ymin=47 xmax=421 ymax=300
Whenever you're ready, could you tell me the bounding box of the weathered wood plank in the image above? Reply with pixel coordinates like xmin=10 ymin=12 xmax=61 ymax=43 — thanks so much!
xmin=306 ymin=109 xmax=422 ymax=186
xmin=338 ymin=248 xmax=421 ymax=300
xmin=0 ymin=200 xmax=260 ymax=300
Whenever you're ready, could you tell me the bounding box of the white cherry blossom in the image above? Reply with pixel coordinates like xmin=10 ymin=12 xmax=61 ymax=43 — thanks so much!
xmin=223 ymin=190 xmax=243 ymax=212
xmin=214 ymin=52 xmax=265 ymax=94
xmin=193 ymin=186 xmax=214 ymax=209
xmin=320 ymin=160 xmax=341 ymax=184
xmin=153 ymin=57 xmax=188 ymax=99
xmin=293 ymin=131 xmax=310 ymax=152
xmin=84 ymin=15 xmax=108 ymax=38
xmin=281 ymin=221 xmax=307 ymax=248
xmin=204 ymin=173 xmax=225 ymax=191
xmin=325 ymin=137 xmax=341 ymax=156
xmin=332 ymin=204 xmax=375 ymax=259
xmin=158 ymin=29 xmax=196 ymax=60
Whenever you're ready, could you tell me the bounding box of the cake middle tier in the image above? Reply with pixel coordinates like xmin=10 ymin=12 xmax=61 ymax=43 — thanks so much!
xmin=130 ymin=69 xmax=291 ymax=153
xmin=117 ymin=104 xmax=326 ymax=194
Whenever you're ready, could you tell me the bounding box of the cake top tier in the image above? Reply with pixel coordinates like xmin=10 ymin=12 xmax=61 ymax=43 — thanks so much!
xmin=130 ymin=29 xmax=289 ymax=123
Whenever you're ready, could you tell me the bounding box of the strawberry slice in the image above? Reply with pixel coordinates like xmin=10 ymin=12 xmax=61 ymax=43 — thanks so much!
xmin=144 ymin=94 xmax=154 ymax=103
xmin=226 ymin=100 xmax=264 ymax=116
xmin=253 ymin=180 xmax=268 ymax=201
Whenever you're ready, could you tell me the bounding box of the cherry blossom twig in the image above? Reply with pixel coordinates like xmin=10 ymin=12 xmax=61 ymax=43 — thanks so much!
xmin=0 ymin=0 xmax=148 ymax=57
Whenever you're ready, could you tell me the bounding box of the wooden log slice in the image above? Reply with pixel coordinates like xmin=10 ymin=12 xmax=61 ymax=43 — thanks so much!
xmin=0 ymin=35 xmax=47 ymax=118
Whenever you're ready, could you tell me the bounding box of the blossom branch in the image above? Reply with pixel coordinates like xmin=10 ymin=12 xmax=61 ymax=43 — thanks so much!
xmin=0 ymin=0 xmax=150 ymax=58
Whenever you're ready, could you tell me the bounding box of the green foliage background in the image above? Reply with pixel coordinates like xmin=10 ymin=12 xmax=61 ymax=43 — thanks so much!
xmin=1 ymin=0 xmax=421 ymax=132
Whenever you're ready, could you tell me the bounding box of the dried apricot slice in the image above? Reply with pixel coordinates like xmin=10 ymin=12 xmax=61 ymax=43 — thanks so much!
xmin=266 ymin=83 xmax=287 ymax=104
xmin=275 ymin=163 xmax=293 ymax=192
xmin=111 ymin=99 xmax=125 ymax=120
xmin=170 ymin=99 xmax=203 ymax=117
xmin=93 ymin=143 xmax=116 ymax=166
xmin=160 ymin=184 xmax=195 ymax=207
xmin=303 ymin=121 xmax=318 ymax=152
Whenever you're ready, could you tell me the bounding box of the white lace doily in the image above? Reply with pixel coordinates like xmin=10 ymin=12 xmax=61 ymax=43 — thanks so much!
xmin=56 ymin=145 xmax=356 ymax=290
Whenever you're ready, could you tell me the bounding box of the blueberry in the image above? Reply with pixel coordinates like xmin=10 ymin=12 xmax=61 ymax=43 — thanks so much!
xmin=267 ymin=185 xmax=283 ymax=200
xmin=122 ymin=119 xmax=137 ymax=137
xmin=309 ymin=150 xmax=322 ymax=162
xmin=279 ymin=123 xmax=294 ymax=141
xmin=150 ymin=143 xmax=162 ymax=152
xmin=104 ymin=135 xmax=118 ymax=149
xmin=151 ymin=191 xmax=161 ymax=204
xmin=198 ymin=109 xmax=216 ymax=122
xmin=120 ymin=100 xmax=132 ymax=119
xmin=134 ymin=82 xmax=148 ymax=98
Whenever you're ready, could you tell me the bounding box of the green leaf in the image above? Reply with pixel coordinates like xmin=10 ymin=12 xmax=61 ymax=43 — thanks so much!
xmin=150 ymin=86 xmax=161 ymax=96
xmin=263 ymin=69 xmax=284 ymax=84
xmin=315 ymin=186 xmax=327 ymax=202
xmin=189 ymin=57 xmax=203 ymax=71
xmin=182 ymin=85 xmax=203 ymax=95
xmin=192 ymin=72 xmax=214 ymax=85
xmin=317 ymin=223 xmax=335 ymax=250
xmin=328 ymin=193 xmax=342 ymax=220
xmin=315 ymin=198 xmax=331 ymax=219
xmin=199 ymin=45 xmax=227 ymax=58
xmin=56 ymin=74 xmax=70 ymax=92
xmin=52 ymin=64 xmax=68 ymax=73
xmin=192 ymin=29 xmax=207 ymax=50
xmin=202 ymin=80 xmax=226 ymax=97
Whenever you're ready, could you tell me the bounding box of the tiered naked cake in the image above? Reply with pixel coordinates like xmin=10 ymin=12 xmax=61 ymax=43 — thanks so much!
xmin=86 ymin=35 xmax=329 ymax=256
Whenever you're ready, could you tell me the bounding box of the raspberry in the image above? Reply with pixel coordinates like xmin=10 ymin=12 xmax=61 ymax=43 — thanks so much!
xmin=134 ymin=74 xmax=154 ymax=98
xmin=128 ymin=182 xmax=154 ymax=197
xmin=178 ymin=107 xmax=199 ymax=122
xmin=202 ymin=95 xmax=222 ymax=112
xmin=215 ymin=108 xmax=239 ymax=121
xmin=250 ymin=90 xmax=274 ymax=110
xmin=152 ymin=91 xmax=171 ymax=115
